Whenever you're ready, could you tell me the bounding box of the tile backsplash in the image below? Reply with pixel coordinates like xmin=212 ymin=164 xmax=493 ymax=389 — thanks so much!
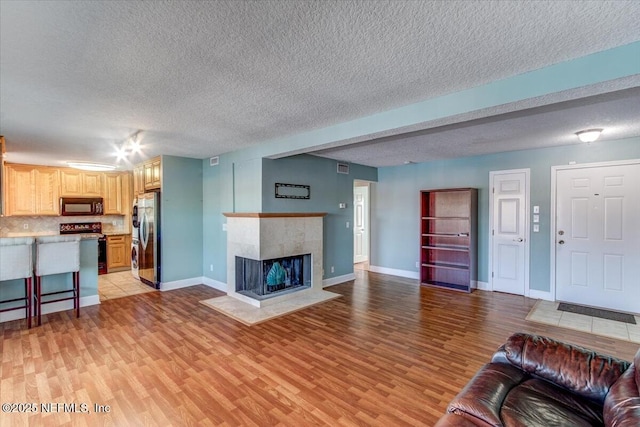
xmin=0 ymin=215 xmax=129 ymax=237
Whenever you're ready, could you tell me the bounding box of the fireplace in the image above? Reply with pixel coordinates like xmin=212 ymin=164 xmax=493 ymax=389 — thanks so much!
xmin=236 ymin=254 xmax=311 ymax=300
xmin=223 ymin=212 xmax=326 ymax=307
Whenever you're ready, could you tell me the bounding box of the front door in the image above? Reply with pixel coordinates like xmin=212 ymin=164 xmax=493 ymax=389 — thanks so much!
xmin=491 ymin=170 xmax=528 ymax=295
xmin=555 ymin=162 xmax=640 ymax=313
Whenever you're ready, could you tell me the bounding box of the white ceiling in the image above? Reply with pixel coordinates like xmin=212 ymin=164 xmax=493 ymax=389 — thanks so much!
xmin=1 ymin=1 xmax=639 ymax=169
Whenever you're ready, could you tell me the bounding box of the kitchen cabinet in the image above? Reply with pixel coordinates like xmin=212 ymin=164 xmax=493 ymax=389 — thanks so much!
xmin=143 ymin=157 xmax=161 ymax=190
xmin=0 ymin=136 xmax=5 ymax=215
xmin=133 ymin=165 xmax=144 ymax=195
xmin=107 ymin=234 xmax=130 ymax=271
xmin=104 ymin=172 xmax=133 ymax=215
xmin=60 ymin=169 xmax=103 ymax=197
xmin=4 ymin=164 xmax=60 ymax=216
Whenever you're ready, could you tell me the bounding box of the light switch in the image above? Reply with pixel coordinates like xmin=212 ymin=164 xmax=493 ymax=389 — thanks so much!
xmin=346 ymin=221 xmax=350 ymax=228
xmin=222 ymin=223 xmax=227 ymax=231
xmin=533 ymin=215 xmax=539 ymax=223
xmin=533 ymin=205 xmax=540 ymax=214
xmin=533 ymin=224 xmax=540 ymax=232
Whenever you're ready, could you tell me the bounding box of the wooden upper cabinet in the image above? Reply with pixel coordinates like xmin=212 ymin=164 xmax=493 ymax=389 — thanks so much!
xmin=103 ymin=172 xmax=133 ymax=215
xmin=143 ymin=157 xmax=161 ymax=190
xmin=83 ymin=172 xmax=103 ymax=196
xmin=60 ymin=169 xmax=103 ymax=197
xmin=103 ymin=173 xmax=123 ymax=215
xmin=133 ymin=165 xmax=144 ymax=195
xmin=5 ymin=164 xmax=60 ymax=216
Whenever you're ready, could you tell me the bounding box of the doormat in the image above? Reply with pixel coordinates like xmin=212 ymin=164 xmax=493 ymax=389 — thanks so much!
xmin=557 ymin=303 xmax=636 ymax=324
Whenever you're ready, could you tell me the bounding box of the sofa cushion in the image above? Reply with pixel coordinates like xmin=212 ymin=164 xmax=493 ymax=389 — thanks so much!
xmin=502 ymin=378 xmax=604 ymax=426
xmin=502 ymin=333 xmax=630 ymax=405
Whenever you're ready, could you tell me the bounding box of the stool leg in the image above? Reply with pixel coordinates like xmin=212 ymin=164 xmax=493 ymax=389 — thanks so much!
xmin=25 ymin=277 xmax=32 ymax=329
xmin=75 ymin=271 xmax=80 ymax=318
xmin=36 ymin=276 xmax=42 ymax=327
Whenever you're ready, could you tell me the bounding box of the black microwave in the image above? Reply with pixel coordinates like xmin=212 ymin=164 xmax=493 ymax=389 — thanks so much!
xmin=60 ymin=197 xmax=104 ymax=216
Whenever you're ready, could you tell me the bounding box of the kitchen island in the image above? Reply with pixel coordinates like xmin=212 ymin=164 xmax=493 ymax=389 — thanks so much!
xmin=0 ymin=234 xmax=100 ymax=324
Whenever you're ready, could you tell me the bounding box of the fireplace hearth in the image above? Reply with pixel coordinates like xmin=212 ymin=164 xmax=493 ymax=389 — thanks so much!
xmin=236 ymin=254 xmax=311 ymax=300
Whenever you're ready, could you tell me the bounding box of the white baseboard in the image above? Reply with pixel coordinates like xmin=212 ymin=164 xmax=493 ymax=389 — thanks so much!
xmin=528 ymin=289 xmax=554 ymax=301
xmin=201 ymin=277 xmax=228 ymax=292
xmin=474 ymin=281 xmax=490 ymax=291
xmin=160 ymin=276 xmax=206 ymax=292
xmin=0 ymin=294 xmax=100 ymax=324
xmin=368 ymin=265 xmax=420 ymax=280
xmin=322 ymin=273 xmax=356 ymax=288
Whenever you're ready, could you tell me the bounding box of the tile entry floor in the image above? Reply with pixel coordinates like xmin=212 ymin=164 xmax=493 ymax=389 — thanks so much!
xmin=98 ymin=270 xmax=156 ymax=301
xmin=527 ymin=300 xmax=640 ymax=344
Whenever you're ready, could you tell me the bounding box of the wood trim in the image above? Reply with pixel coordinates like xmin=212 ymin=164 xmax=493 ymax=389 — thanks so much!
xmin=223 ymin=212 xmax=327 ymax=218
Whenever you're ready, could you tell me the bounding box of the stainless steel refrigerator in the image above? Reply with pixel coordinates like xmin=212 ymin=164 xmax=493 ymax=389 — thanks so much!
xmin=138 ymin=192 xmax=161 ymax=288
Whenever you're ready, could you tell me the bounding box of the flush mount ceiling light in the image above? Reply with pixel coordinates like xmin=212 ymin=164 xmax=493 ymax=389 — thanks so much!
xmin=67 ymin=162 xmax=117 ymax=171
xmin=575 ymin=128 xmax=603 ymax=143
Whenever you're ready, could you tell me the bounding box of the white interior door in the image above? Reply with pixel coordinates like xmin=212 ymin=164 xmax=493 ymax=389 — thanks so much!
xmin=555 ymin=163 xmax=640 ymax=313
xmin=354 ymin=184 xmax=369 ymax=264
xmin=491 ymin=170 xmax=529 ymax=295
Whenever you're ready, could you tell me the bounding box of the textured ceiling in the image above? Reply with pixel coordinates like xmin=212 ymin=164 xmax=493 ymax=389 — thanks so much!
xmin=312 ymin=87 xmax=640 ymax=167
xmin=1 ymin=1 xmax=639 ymax=168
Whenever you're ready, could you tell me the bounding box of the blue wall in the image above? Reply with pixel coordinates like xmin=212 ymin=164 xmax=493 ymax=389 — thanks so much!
xmin=371 ymin=137 xmax=640 ymax=292
xmin=201 ymin=153 xmax=377 ymax=285
xmin=161 ymin=155 xmax=204 ymax=282
xmin=262 ymin=155 xmax=377 ymax=279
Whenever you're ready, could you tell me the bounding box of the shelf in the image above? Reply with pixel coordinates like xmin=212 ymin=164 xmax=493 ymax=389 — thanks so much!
xmin=421 ymin=245 xmax=469 ymax=252
xmin=422 ymin=233 xmax=469 ymax=237
xmin=420 ymin=188 xmax=477 ymax=293
xmin=422 ymin=216 xmax=470 ymax=220
xmin=421 ymin=281 xmax=471 ymax=292
xmin=421 ymin=262 xmax=469 ymax=271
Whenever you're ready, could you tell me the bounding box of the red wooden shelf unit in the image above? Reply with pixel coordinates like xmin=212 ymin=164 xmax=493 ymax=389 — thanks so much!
xmin=420 ymin=188 xmax=478 ymax=292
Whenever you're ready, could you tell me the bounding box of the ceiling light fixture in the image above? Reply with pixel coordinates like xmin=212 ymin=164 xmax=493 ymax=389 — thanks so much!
xmin=67 ymin=162 xmax=117 ymax=171
xmin=575 ymin=128 xmax=603 ymax=143
xmin=115 ymin=130 xmax=143 ymax=161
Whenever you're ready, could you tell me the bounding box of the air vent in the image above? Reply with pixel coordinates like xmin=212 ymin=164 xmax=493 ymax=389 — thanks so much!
xmin=337 ymin=162 xmax=349 ymax=174
xmin=210 ymin=156 xmax=219 ymax=166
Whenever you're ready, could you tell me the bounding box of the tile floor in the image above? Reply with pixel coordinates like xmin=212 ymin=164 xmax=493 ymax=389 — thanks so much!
xmin=527 ymin=300 xmax=640 ymax=344
xmin=98 ymin=270 xmax=156 ymax=301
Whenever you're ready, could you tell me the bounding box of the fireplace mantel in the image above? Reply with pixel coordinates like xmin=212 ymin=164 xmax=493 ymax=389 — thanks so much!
xmin=223 ymin=212 xmax=327 ymax=218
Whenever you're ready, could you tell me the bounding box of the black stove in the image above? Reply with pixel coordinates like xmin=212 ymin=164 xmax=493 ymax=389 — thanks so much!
xmin=60 ymin=222 xmax=107 ymax=274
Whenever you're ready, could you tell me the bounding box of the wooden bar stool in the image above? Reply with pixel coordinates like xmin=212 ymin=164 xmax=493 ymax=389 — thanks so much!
xmin=0 ymin=237 xmax=35 ymax=329
xmin=34 ymin=235 xmax=81 ymax=326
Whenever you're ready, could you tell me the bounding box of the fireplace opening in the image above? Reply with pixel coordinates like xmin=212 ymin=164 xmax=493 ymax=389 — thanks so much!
xmin=236 ymin=254 xmax=311 ymax=300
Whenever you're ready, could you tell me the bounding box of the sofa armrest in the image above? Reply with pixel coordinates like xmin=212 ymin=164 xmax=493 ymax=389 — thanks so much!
xmin=501 ymin=333 xmax=630 ymax=405
xmin=444 ymin=363 xmax=528 ymax=427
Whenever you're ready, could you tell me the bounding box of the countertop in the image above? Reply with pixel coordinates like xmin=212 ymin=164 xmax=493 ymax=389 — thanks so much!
xmin=1 ymin=232 xmax=111 ymax=240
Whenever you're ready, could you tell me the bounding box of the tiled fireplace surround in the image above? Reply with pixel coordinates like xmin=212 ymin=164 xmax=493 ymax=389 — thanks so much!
xmin=223 ymin=213 xmax=325 ymax=308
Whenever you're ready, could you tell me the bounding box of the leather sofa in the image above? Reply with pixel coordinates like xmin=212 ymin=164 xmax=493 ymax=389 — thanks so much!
xmin=435 ymin=332 xmax=640 ymax=426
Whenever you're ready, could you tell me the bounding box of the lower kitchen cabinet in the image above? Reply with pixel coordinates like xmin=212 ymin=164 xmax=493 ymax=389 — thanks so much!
xmin=106 ymin=234 xmax=131 ymax=272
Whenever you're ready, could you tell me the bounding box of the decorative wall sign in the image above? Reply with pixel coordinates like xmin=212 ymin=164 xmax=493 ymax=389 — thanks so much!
xmin=275 ymin=183 xmax=310 ymax=199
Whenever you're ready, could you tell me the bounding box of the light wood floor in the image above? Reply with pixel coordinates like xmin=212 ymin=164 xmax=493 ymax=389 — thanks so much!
xmin=1 ymin=270 xmax=638 ymax=426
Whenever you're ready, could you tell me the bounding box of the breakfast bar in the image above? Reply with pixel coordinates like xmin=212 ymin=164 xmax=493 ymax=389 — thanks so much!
xmin=0 ymin=234 xmax=99 ymax=324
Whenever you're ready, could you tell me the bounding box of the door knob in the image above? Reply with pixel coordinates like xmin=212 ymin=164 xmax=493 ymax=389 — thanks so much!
xmin=513 ymin=238 xmax=524 ymax=242
xmin=558 ymin=230 xmax=564 ymax=235
xmin=558 ymin=240 xmax=565 ymax=245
